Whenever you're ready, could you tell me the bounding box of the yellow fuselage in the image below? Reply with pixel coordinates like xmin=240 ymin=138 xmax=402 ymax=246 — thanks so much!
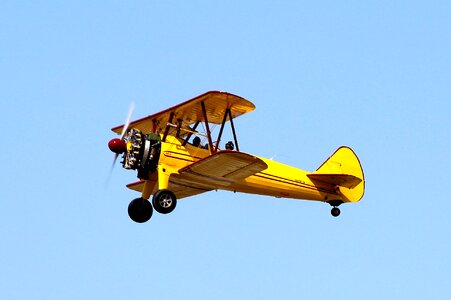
xmin=160 ymin=135 xmax=339 ymax=203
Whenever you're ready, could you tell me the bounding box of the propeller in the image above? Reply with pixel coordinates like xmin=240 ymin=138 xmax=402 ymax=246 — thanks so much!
xmin=120 ymin=102 xmax=135 ymax=140
xmin=107 ymin=102 xmax=135 ymax=178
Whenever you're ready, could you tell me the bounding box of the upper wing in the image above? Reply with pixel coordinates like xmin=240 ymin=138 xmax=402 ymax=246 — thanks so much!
xmin=127 ymin=151 xmax=268 ymax=199
xmin=112 ymin=91 xmax=255 ymax=135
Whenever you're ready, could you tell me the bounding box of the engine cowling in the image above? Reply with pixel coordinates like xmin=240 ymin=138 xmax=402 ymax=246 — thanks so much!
xmin=121 ymin=129 xmax=161 ymax=177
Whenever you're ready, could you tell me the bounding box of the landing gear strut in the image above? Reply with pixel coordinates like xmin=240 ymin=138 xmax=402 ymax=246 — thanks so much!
xmin=328 ymin=200 xmax=343 ymax=217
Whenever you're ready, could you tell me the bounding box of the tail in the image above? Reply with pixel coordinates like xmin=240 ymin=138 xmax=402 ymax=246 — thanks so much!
xmin=307 ymin=146 xmax=365 ymax=203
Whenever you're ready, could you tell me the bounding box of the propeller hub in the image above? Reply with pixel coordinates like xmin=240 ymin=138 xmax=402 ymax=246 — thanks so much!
xmin=108 ymin=138 xmax=127 ymax=154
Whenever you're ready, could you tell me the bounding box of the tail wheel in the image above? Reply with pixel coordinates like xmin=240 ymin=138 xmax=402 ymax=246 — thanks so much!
xmin=152 ymin=190 xmax=177 ymax=214
xmin=328 ymin=200 xmax=343 ymax=217
xmin=331 ymin=207 xmax=341 ymax=217
xmin=128 ymin=197 xmax=153 ymax=223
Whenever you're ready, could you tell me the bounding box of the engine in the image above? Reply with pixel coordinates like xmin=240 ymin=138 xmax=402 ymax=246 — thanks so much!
xmin=122 ymin=129 xmax=161 ymax=178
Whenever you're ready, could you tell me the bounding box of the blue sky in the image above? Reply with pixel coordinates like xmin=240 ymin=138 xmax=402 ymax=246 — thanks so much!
xmin=1 ymin=1 xmax=450 ymax=299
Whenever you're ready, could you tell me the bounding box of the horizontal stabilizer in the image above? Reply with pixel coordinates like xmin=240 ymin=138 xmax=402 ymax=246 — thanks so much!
xmin=307 ymin=174 xmax=362 ymax=189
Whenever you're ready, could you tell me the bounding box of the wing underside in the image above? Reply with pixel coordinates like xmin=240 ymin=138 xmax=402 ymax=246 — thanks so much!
xmin=127 ymin=179 xmax=210 ymax=200
xmin=127 ymin=151 xmax=268 ymax=199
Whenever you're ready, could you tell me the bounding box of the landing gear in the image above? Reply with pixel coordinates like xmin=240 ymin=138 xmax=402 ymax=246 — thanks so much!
xmin=152 ymin=190 xmax=177 ymax=214
xmin=127 ymin=190 xmax=177 ymax=223
xmin=328 ymin=200 xmax=343 ymax=217
xmin=128 ymin=197 xmax=153 ymax=223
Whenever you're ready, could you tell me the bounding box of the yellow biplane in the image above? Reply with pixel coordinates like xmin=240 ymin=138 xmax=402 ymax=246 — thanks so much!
xmin=108 ymin=91 xmax=365 ymax=223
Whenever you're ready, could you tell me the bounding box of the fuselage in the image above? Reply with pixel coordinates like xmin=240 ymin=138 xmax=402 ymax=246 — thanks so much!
xmin=160 ymin=135 xmax=340 ymax=203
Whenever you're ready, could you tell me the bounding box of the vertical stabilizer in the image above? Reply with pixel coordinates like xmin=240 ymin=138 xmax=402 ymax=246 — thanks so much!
xmin=309 ymin=146 xmax=365 ymax=203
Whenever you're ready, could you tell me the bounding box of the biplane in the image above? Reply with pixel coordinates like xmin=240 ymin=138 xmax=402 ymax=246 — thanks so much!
xmin=108 ymin=91 xmax=365 ymax=223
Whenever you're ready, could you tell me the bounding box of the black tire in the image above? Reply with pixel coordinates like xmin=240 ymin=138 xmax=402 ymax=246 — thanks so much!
xmin=331 ymin=207 xmax=341 ymax=217
xmin=128 ymin=198 xmax=153 ymax=223
xmin=152 ymin=190 xmax=177 ymax=214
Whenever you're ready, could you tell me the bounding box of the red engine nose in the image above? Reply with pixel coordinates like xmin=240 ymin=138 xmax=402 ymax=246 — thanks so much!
xmin=108 ymin=138 xmax=127 ymax=154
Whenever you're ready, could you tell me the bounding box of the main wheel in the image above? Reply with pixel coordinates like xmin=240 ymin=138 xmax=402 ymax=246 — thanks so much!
xmin=331 ymin=207 xmax=341 ymax=217
xmin=152 ymin=190 xmax=177 ymax=214
xmin=128 ymin=197 xmax=153 ymax=223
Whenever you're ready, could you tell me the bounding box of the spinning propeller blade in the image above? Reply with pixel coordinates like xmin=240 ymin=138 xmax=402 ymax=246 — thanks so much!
xmin=107 ymin=102 xmax=135 ymax=186
xmin=105 ymin=153 xmax=120 ymax=187
xmin=120 ymin=102 xmax=135 ymax=140
xmin=112 ymin=153 xmax=120 ymax=168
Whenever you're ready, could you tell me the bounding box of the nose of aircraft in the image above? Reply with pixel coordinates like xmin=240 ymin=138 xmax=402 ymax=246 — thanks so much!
xmin=108 ymin=138 xmax=127 ymax=154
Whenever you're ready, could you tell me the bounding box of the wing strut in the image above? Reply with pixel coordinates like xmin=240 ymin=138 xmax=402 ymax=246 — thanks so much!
xmin=228 ymin=108 xmax=239 ymax=151
xmin=162 ymin=112 xmax=175 ymax=142
xmin=215 ymin=108 xmax=230 ymax=153
xmin=175 ymin=119 xmax=183 ymax=137
xmin=200 ymin=101 xmax=214 ymax=153
xmin=213 ymin=107 xmax=240 ymax=153
xmin=152 ymin=119 xmax=160 ymax=133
